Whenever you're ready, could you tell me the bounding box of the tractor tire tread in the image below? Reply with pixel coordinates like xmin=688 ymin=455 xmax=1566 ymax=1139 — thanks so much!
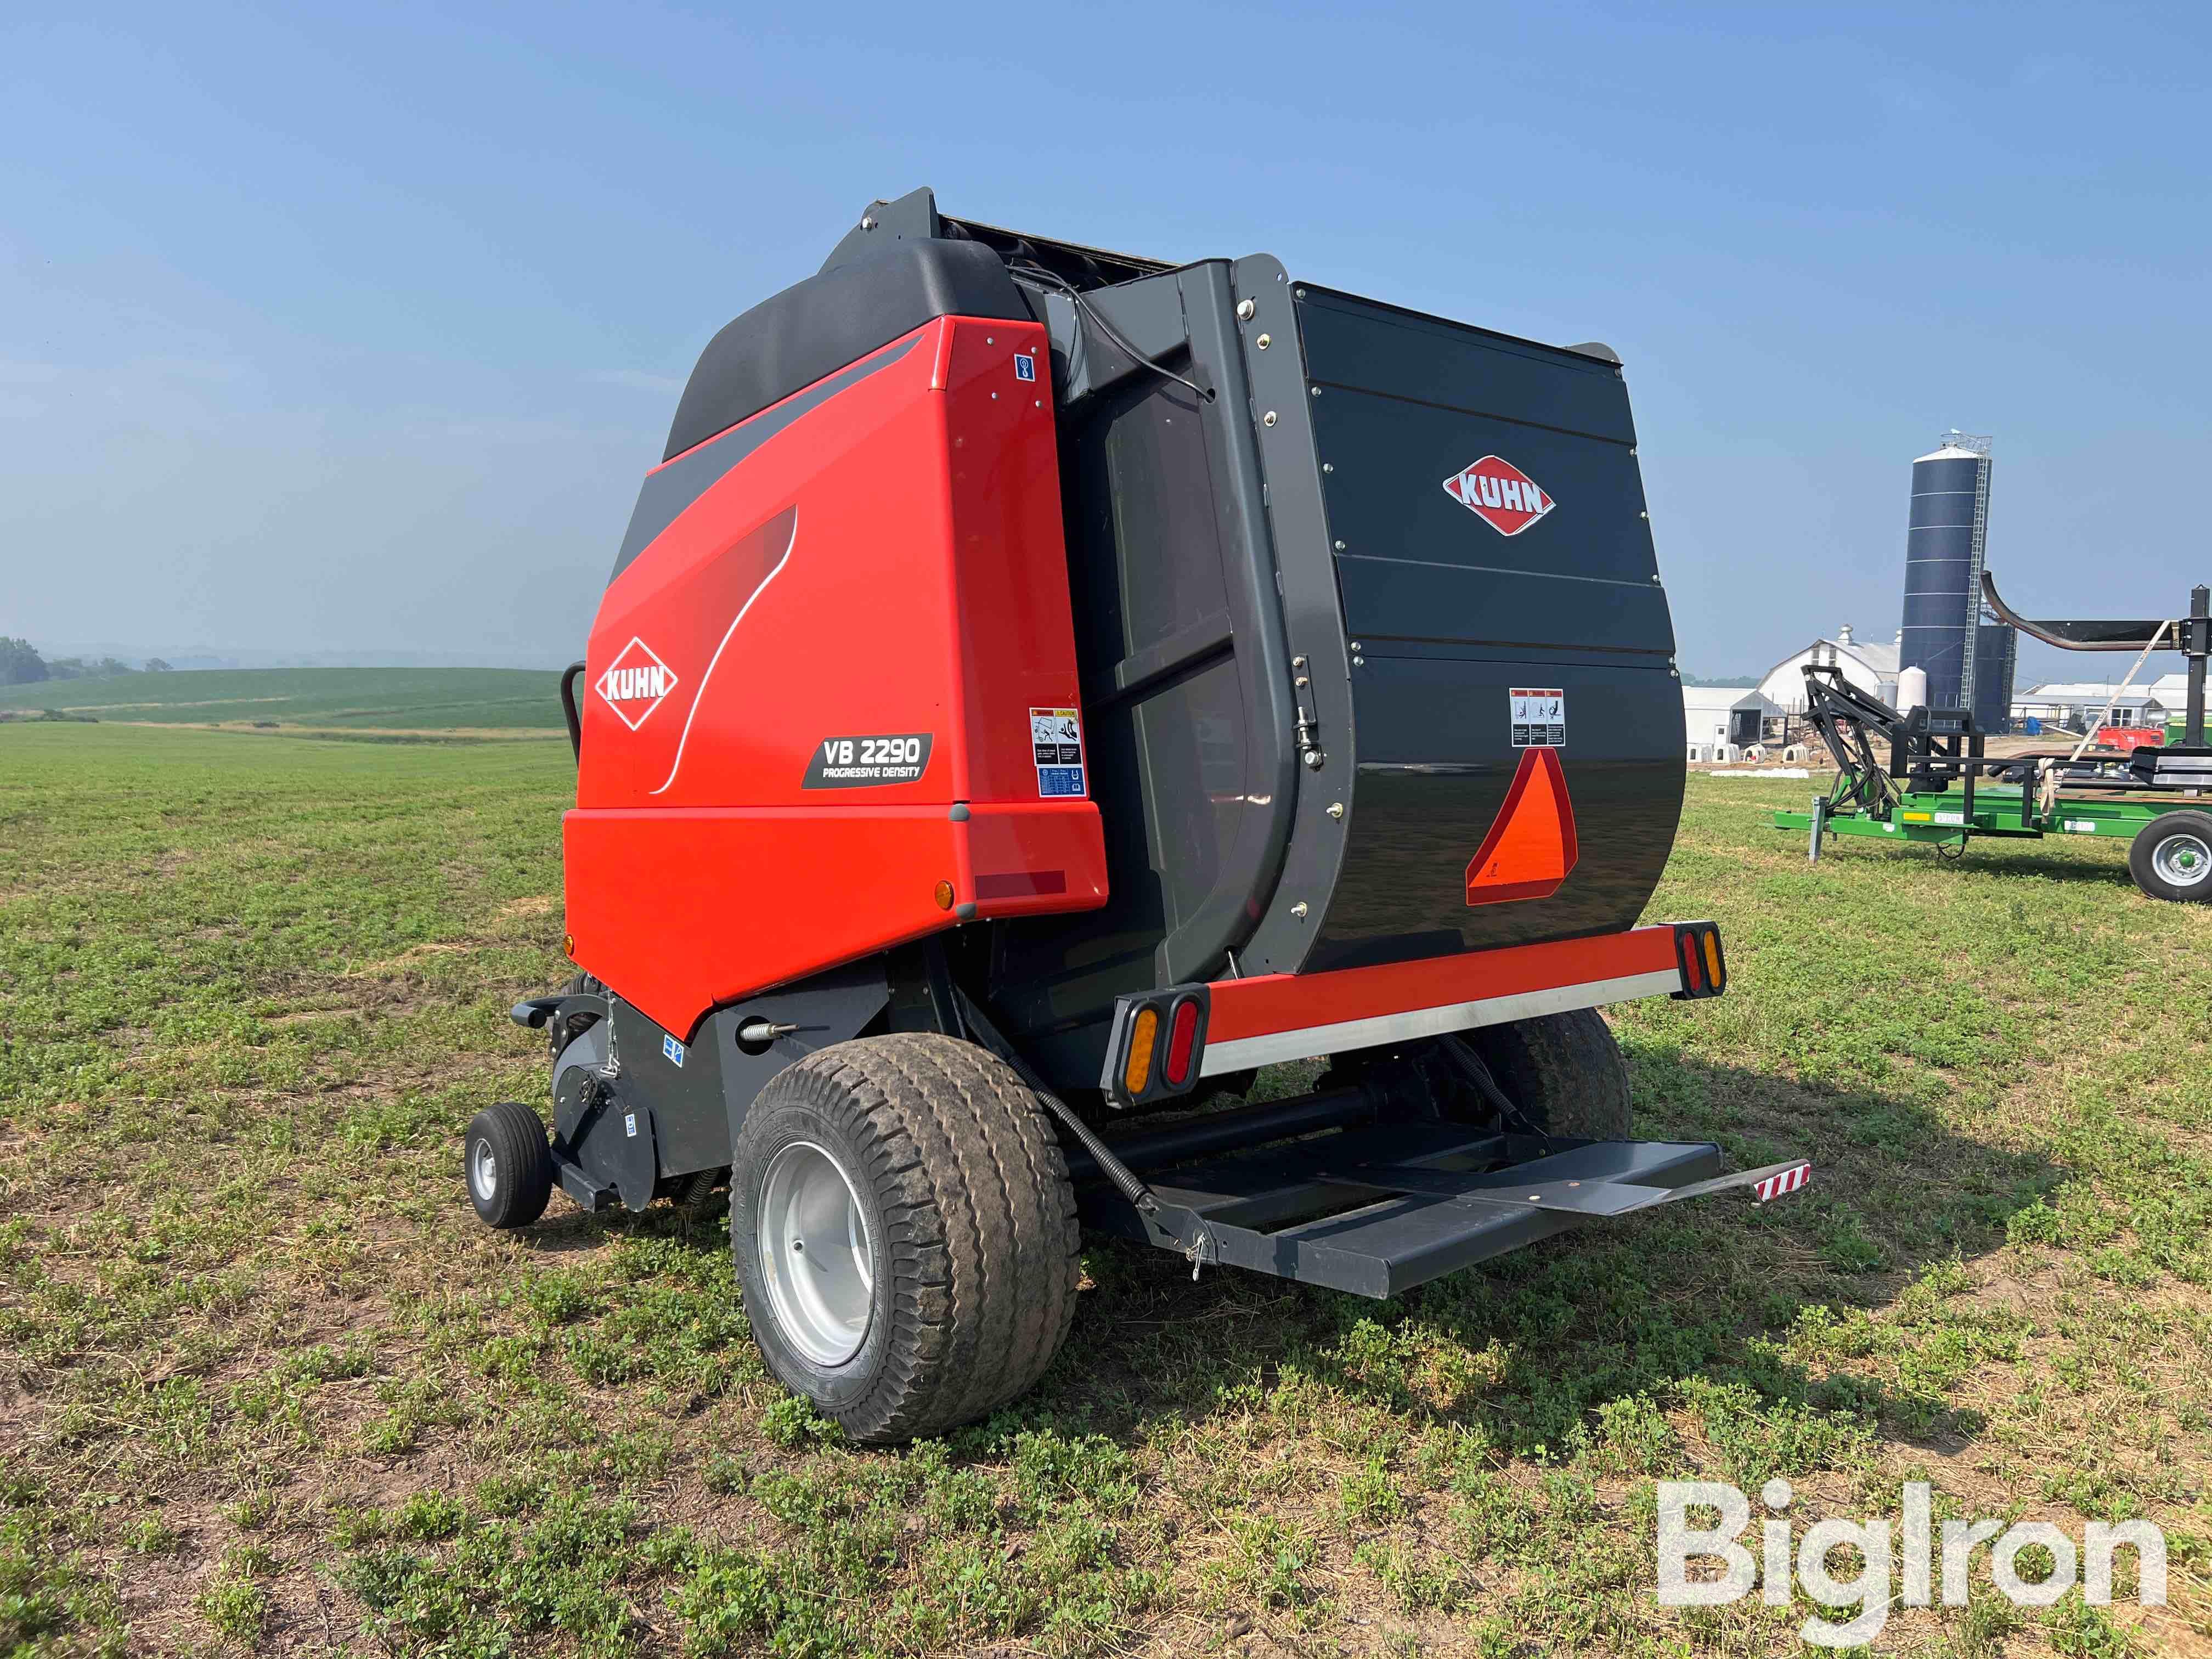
xmin=741 ymin=1033 xmax=1080 ymax=1443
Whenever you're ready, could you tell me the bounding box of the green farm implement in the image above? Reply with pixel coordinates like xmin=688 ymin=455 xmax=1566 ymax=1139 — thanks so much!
xmin=1774 ymin=575 xmax=2212 ymax=903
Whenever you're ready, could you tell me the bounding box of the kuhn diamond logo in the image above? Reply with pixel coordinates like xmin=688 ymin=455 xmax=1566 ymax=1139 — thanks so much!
xmin=594 ymin=637 xmax=679 ymax=731
xmin=1443 ymin=456 xmax=1555 ymax=536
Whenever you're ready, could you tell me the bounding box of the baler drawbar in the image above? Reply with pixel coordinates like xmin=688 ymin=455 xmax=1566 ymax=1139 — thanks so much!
xmin=464 ymin=188 xmax=1809 ymax=1443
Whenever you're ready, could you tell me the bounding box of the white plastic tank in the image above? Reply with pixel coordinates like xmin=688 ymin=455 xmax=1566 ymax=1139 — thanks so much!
xmin=1898 ymin=665 xmax=1929 ymax=713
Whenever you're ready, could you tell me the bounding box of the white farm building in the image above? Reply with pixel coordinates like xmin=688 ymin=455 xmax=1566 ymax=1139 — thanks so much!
xmin=1756 ymin=624 xmax=1901 ymax=714
xmin=2010 ymin=684 xmax=2169 ymax=730
xmin=1682 ymin=685 xmax=1782 ymax=759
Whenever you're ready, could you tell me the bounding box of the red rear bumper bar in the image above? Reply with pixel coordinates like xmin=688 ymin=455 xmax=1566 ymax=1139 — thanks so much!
xmin=1201 ymin=924 xmax=1703 ymax=1076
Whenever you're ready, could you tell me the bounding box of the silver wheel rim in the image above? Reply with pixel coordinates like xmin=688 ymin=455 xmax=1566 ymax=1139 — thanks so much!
xmin=470 ymin=1139 xmax=499 ymax=1203
xmin=2154 ymin=832 xmax=2211 ymax=888
xmin=757 ymin=1141 xmax=874 ymax=1367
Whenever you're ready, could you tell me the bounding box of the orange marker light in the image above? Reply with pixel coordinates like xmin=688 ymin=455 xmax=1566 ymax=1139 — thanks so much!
xmin=1123 ymin=1006 xmax=1160 ymax=1097
xmin=1701 ymin=932 xmax=1723 ymax=990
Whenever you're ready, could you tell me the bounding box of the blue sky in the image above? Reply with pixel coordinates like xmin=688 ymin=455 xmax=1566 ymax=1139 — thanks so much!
xmin=3 ymin=2 xmax=2207 ymax=680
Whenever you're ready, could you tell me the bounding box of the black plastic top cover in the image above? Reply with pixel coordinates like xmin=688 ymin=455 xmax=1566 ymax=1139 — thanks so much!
xmin=662 ymin=238 xmax=1031 ymax=461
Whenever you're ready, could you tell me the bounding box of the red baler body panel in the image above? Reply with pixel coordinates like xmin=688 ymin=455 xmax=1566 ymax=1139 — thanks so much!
xmin=565 ymin=317 xmax=1107 ymax=1036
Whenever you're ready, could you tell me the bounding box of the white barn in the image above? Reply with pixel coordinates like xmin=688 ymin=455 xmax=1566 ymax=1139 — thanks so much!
xmin=1683 ymin=685 xmax=1782 ymax=759
xmin=1756 ymin=625 xmax=1901 ymax=714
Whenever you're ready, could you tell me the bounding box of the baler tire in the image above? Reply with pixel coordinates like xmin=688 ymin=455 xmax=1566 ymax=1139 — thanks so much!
xmin=731 ymin=1032 xmax=1082 ymax=1444
xmin=1465 ymin=1008 xmax=1633 ymax=1140
xmin=464 ymin=1101 xmax=555 ymax=1229
xmin=2128 ymin=811 xmax=2212 ymax=903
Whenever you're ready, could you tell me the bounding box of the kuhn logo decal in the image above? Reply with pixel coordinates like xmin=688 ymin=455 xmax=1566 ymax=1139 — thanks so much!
xmin=595 ymin=637 xmax=679 ymax=730
xmin=1443 ymin=456 xmax=1555 ymax=536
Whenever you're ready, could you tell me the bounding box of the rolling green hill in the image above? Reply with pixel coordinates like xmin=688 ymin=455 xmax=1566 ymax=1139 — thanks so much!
xmin=0 ymin=665 xmax=567 ymax=730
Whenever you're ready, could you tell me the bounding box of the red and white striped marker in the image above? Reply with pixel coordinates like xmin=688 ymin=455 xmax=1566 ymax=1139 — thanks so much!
xmin=1753 ymin=1162 xmax=1812 ymax=1203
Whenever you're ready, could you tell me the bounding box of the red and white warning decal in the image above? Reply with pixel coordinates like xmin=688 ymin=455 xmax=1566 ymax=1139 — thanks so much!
xmin=1753 ymin=1162 xmax=1812 ymax=1204
xmin=595 ymin=636 xmax=679 ymax=731
xmin=1443 ymin=455 xmax=1555 ymax=536
xmin=1510 ymin=687 xmax=1566 ymax=749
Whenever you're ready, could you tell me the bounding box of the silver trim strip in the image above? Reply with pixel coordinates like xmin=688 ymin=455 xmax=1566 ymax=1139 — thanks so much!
xmin=1198 ymin=967 xmax=1681 ymax=1075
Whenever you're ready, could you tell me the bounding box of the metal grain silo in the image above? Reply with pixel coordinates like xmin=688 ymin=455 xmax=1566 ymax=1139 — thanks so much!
xmin=1900 ymin=432 xmax=2008 ymax=724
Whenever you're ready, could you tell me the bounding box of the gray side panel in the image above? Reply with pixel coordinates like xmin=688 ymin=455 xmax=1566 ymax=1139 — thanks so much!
xmin=613 ymin=998 xmax=730 ymax=1176
xmin=985 ymin=263 xmax=1302 ymax=1081
xmin=712 ymin=958 xmax=890 ymax=1148
xmin=554 ymin=962 xmax=890 ymax=1181
xmin=1232 ymin=257 xmax=1359 ymax=976
xmin=608 ymin=337 xmax=920 ymax=586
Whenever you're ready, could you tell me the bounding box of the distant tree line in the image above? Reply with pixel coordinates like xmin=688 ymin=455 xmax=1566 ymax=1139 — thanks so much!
xmin=0 ymin=639 xmax=171 ymax=685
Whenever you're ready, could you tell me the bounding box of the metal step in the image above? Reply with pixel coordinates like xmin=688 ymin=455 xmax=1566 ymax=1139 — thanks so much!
xmin=1074 ymin=1117 xmax=1722 ymax=1298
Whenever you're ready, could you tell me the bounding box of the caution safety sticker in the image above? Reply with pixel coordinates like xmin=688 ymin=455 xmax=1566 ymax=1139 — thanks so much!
xmin=1030 ymin=707 xmax=1086 ymax=797
xmin=1509 ymin=687 xmax=1566 ymax=749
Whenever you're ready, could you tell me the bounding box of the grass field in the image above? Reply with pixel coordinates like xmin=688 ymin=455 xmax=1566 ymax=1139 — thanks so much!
xmin=3 ymin=724 xmax=2208 ymax=1656
xmin=0 ymin=667 xmax=566 ymax=731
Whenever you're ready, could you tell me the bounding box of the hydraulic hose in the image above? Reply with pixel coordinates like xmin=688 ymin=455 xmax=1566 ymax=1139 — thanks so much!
xmin=559 ymin=661 xmax=586 ymax=760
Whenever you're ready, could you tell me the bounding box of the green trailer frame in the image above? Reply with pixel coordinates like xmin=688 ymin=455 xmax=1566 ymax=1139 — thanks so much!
xmin=1774 ymin=783 xmax=2212 ymax=899
xmin=1771 ymin=651 xmax=2212 ymax=901
xmin=1778 ymin=782 xmax=2189 ymax=848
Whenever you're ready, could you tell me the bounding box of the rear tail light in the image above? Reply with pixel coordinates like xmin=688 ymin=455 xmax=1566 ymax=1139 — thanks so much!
xmin=1101 ymin=986 xmax=1211 ymax=1109
xmin=1165 ymin=998 xmax=1200 ymax=1086
xmin=1671 ymin=922 xmax=1726 ymax=1000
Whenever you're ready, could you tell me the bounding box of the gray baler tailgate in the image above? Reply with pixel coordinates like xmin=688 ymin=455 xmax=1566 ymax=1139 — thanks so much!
xmin=1294 ymin=286 xmax=1684 ymax=973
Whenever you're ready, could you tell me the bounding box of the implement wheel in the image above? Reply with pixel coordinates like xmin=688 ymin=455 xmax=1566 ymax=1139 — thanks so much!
xmin=464 ymin=1101 xmax=555 ymax=1229
xmin=730 ymin=1034 xmax=1081 ymax=1444
xmin=1465 ymin=1008 xmax=1632 ymax=1139
xmin=2129 ymin=810 xmax=2212 ymax=903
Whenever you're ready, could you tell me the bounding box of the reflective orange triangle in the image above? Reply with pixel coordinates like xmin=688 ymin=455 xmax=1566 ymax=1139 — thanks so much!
xmin=1465 ymin=746 xmax=1578 ymax=906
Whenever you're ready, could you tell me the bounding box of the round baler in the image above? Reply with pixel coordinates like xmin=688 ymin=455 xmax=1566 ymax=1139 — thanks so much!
xmin=465 ymin=189 xmax=1808 ymax=1441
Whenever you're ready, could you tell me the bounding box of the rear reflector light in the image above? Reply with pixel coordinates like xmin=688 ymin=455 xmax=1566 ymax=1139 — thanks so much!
xmin=1165 ymin=998 xmax=1200 ymax=1086
xmin=1671 ymin=922 xmax=1726 ymax=1000
xmin=1100 ymin=985 xmax=1211 ymax=1109
xmin=1122 ymin=1007 xmax=1159 ymax=1096
xmin=1753 ymin=1161 xmax=1810 ymax=1203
